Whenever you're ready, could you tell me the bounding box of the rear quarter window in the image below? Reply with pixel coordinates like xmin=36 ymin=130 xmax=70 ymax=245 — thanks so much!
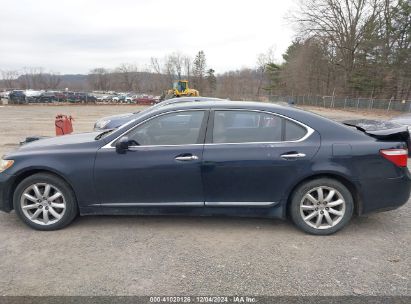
xmin=285 ymin=119 xmax=307 ymax=141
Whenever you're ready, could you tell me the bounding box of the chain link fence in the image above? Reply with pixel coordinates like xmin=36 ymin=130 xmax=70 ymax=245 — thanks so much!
xmin=268 ymin=95 xmax=411 ymax=112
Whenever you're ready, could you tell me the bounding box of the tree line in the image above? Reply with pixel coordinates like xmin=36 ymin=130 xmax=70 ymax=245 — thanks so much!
xmin=1 ymin=0 xmax=409 ymax=100
xmin=87 ymin=50 xmax=217 ymax=96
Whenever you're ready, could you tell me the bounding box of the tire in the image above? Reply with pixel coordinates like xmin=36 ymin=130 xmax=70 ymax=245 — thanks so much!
xmin=13 ymin=173 xmax=78 ymax=231
xmin=289 ymin=178 xmax=354 ymax=235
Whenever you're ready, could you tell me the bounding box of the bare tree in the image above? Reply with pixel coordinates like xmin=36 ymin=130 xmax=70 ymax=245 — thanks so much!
xmin=0 ymin=69 xmax=19 ymax=89
xmin=183 ymin=55 xmax=192 ymax=82
xmin=88 ymin=68 xmax=111 ymax=91
xmin=169 ymin=52 xmax=184 ymax=80
xmin=38 ymin=73 xmax=62 ymax=89
xmin=293 ymin=0 xmax=381 ymax=91
xmin=116 ymin=63 xmax=140 ymax=91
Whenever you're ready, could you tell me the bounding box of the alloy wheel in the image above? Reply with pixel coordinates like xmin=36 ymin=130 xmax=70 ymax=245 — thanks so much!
xmin=20 ymin=183 xmax=66 ymax=225
xmin=299 ymin=186 xmax=346 ymax=230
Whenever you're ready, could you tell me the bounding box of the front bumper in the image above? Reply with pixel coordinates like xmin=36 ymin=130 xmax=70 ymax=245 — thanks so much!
xmin=359 ymin=168 xmax=411 ymax=215
xmin=0 ymin=173 xmax=15 ymax=213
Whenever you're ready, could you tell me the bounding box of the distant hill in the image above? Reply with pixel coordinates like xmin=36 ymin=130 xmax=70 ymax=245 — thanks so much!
xmin=58 ymin=74 xmax=89 ymax=90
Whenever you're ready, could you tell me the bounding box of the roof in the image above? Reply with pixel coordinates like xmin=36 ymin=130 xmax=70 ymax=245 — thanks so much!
xmin=155 ymin=100 xmax=289 ymax=113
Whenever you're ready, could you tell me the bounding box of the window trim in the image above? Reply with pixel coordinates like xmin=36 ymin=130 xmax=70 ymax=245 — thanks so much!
xmin=102 ymin=109 xmax=209 ymax=149
xmin=205 ymin=109 xmax=314 ymax=145
xmin=102 ymin=108 xmax=315 ymax=149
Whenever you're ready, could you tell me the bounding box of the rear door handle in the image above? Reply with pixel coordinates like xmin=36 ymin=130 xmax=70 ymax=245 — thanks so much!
xmin=175 ymin=155 xmax=199 ymax=161
xmin=280 ymin=152 xmax=306 ymax=159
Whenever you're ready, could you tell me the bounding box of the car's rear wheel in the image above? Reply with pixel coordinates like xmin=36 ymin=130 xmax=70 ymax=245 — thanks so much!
xmin=13 ymin=173 xmax=78 ymax=230
xmin=290 ymin=178 xmax=354 ymax=235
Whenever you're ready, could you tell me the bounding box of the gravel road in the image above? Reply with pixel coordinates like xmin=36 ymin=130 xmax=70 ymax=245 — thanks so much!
xmin=0 ymin=104 xmax=409 ymax=296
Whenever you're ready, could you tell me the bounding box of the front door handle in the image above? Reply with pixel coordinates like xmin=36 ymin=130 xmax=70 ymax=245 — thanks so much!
xmin=175 ymin=155 xmax=199 ymax=161
xmin=280 ymin=152 xmax=306 ymax=159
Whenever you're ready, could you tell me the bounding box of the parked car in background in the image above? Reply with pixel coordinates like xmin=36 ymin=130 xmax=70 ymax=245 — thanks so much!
xmin=66 ymin=92 xmax=78 ymax=102
xmin=125 ymin=95 xmax=134 ymax=103
xmin=136 ymin=95 xmax=156 ymax=105
xmin=1 ymin=100 xmax=410 ymax=233
xmin=54 ymin=92 xmax=67 ymax=101
xmin=38 ymin=92 xmax=57 ymax=103
xmin=76 ymin=93 xmax=97 ymax=103
xmin=9 ymin=90 xmax=26 ymax=104
xmin=96 ymin=95 xmax=111 ymax=102
xmin=24 ymin=90 xmax=44 ymax=103
xmin=94 ymin=97 xmax=227 ymax=131
xmin=114 ymin=95 xmax=128 ymax=103
xmin=0 ymin=91 xmax=11 ymax=100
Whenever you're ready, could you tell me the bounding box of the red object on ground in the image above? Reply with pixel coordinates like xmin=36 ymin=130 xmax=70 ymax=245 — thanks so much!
xmin=55 ymin=114 xmax=74 ymax=136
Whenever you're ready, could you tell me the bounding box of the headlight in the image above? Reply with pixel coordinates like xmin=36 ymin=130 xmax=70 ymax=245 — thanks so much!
xmin=0 ymin=159 xmax=14 ymax=173
xmin=95 ymin=119 xmax=111 ymax=129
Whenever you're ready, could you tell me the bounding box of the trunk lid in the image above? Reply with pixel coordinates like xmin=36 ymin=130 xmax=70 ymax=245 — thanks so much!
xmin=343 ymin=119 xmax=410 ymax=151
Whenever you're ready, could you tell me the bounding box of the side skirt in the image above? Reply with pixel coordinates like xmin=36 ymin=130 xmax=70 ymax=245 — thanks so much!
xmin=79 ymin=205 xmax=285 ymax=219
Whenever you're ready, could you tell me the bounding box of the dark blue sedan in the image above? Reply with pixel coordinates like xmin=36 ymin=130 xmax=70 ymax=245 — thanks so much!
xmin=0 ymin=101 xmax=410 ymax=234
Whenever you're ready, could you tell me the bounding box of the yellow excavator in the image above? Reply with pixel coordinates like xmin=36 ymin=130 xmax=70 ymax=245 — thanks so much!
xmin=165 ymin=80 xmax=199 ymax=99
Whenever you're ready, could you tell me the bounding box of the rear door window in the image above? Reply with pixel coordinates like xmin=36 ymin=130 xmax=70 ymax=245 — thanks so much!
xmin=212 ymin=110 xmax=283 ymax=143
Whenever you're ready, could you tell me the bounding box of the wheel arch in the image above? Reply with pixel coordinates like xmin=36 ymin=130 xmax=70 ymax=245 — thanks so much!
xmin=285 ymin=172 xmax=362 ymax=216
xmin=8 ymin=168 xmax=77 ymax=211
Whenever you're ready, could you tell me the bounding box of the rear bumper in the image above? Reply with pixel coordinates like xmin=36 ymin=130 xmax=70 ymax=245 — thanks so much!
xmin=0 ymin=173 xmax=14 ymax=213
xmin=358 ymin=168 xmax=411 ymax=215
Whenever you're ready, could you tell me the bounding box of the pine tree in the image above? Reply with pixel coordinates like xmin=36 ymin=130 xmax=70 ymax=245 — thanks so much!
xmin=206 ymin=68 xmax=217 ymax=95
xmin=193 ymin=51 xmax=206 ymax=92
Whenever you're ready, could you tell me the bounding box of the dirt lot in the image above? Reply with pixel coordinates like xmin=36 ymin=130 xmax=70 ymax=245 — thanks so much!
xmin=0 ymin=104 xmax=410 ymax=296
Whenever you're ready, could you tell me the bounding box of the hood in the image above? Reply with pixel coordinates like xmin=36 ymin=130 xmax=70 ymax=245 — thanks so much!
xmin=18 ymin=132 xmax=101 ymax=151
xmin=99 ymin=112 xmax=135 ymax=121
xmin=95 ymin=112 xmax=141 ymax=130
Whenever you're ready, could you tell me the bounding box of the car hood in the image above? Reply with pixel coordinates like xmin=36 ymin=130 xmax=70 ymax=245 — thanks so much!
xmin=18 ymin=132 xmax=102 ymax=151
xmin=95 ymin=112 xmax=141 ymax=130
xmin=100 ymin=112 xmax=135 ymax=120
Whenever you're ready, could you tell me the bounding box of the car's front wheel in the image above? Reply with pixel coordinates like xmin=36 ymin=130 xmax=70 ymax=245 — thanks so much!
xmin=13 ymin=173 xmax=78 ymax=230
xmin=289 ymin=178 xmax=354 ymax=235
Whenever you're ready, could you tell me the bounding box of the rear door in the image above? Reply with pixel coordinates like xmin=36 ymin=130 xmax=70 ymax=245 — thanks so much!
xmin=202 ymin=109 xmax=321 ymax=206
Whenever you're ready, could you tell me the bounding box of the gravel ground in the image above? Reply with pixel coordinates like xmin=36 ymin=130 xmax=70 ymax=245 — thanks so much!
xmin=0 ymin=104 xmax=409 ymax=296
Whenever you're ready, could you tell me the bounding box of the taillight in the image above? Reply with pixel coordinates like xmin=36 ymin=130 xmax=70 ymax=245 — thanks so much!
xmin=380 ymin=149 xmax=408 ymax=167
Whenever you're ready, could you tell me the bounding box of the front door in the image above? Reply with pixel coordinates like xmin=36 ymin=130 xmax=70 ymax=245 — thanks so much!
xmin=94 ymin=110 xmax=208 ymax=207
xmin=202 ymin=110 xmax=320 ymax=206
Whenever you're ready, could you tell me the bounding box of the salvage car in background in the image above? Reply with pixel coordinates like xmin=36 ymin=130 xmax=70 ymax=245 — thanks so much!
xmin=94 ymin=96 xmax=227 ymax=130
xmin=38 ymin=92 xmax=57 ymax=103
xmin=24 ymin=90 xmax=44 ymax=103
xmin=1 ymin=101 xmax=410 ymax=234
xmin=8 ymin=90 xmax=26 ymax=104
xmin=0 ymin=91 xmax=10 ymax=100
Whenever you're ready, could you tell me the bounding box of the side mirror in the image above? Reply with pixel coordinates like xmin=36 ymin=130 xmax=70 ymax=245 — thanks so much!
xmin=115 ymin=136 xmax=130 ymax=153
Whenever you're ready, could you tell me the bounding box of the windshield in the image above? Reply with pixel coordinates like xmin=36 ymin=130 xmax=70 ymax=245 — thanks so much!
xmin=95 ymin=116 xmax=139 ymax=140
xmin=95 ymin=129 xmax=114 ymax=140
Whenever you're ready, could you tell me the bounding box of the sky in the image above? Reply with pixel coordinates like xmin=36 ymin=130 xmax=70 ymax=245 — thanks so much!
xmin=0 ymin=0 xmax=297 ymax=75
